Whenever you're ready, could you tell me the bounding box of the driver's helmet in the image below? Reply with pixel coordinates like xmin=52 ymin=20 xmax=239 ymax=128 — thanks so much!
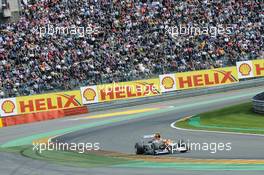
xmin=154 ymin=132 xmax=161 ymax=139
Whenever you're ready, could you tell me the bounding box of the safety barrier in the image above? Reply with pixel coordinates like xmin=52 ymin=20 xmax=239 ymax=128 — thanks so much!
xmin=88 ymin=78 xmax=264 ymax=112
xmin=0 ymin=106 xmax=88 ymax=127
xmin=253 ymin=92 xmax=264 ymax=114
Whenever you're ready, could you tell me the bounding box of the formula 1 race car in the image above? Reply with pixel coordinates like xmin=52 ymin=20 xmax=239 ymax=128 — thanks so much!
xmin=134 ymin=133 xmax=189 ymax=155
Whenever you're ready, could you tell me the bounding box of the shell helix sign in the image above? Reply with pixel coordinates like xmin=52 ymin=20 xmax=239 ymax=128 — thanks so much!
xmin=236 ymin=59 xmax=264 ymax=79
xmin=175 ymin=67 xmax=239 ymax=90
xmin=159 ymin=74 xmax=177 ymax=92
xmin=0 ymin=98 xmax=17 ymax=117
xmin=16 ymin=90 xmax=82 ymax=114
xmin=81 ymin=79 xmax=161 ymax=104
xmin=81 ymin=86 xmax=98 ymax=104
xmin=159 ymin=67 xmax=239 ymax=91
xmin=0 ymin=90 xmax=83 ymax=117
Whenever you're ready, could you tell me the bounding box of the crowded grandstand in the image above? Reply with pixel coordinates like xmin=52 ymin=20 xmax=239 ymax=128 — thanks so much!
xmin=0 ymin=0 xmax=263 ymax=98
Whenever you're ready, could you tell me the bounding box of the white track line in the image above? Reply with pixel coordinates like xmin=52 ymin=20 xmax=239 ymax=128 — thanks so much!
xmin=170 ymin=118 xmax=264 ymax=137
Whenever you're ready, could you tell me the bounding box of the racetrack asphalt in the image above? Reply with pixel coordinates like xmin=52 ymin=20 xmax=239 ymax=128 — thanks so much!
xmin=0 ymin=86 xmax=264 ymax=175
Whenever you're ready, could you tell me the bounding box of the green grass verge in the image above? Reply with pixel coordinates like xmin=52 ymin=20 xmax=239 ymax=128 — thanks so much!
xmin=176 ymin=102 xmax=264 ymax=134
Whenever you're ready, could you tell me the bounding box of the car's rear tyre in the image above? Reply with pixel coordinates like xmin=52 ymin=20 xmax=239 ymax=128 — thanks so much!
xmin=135 ymin=142 xmax=144 ymax=155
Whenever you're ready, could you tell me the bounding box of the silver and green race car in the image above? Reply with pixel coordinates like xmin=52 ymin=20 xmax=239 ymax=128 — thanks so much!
xmin=134 ymin=134 xmax=189 ymax=155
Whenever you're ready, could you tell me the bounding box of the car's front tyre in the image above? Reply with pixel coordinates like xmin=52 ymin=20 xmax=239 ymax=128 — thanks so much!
xmin=135 ymin=142 xmax=144 ymax=155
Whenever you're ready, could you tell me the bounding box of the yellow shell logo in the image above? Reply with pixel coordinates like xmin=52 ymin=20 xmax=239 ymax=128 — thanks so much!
xmin=1 ymin=100 xmax=15 ymax=113
xmin=83 ymin=88 xmax=96 ymax=101
xmin=239 ymin=63 xmax=251 ymax=76
xmin=162 ymin=76 xmax=174 ymax=89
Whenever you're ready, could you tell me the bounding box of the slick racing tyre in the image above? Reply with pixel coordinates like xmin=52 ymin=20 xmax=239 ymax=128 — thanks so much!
xmin=135 ymin=142 xmax=144 ymax=155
